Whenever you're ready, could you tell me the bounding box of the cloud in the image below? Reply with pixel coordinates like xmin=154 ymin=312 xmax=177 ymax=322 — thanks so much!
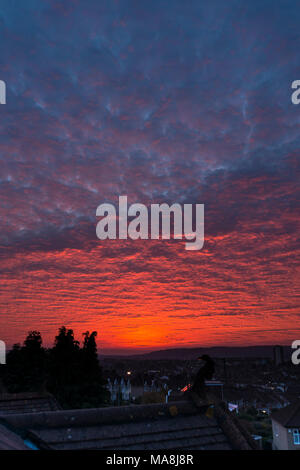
xmin=0 ymin=0 xmax=299 ymax=349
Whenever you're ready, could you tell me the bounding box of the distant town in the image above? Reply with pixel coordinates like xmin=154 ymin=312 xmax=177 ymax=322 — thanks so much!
xmin=101 ymin=345 xmax=300 ymax=449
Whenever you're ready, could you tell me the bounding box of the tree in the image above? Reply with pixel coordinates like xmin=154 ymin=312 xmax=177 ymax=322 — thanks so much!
xmin=53 ymin=326 xmax=80 ymax=356
xmin=47 ymin=326 xmax=81 ymax=407
xmin=24 ymin=331 xmax=43 ymax=352
xmin=3 ymin=332 xmax=46 ymax=393
xmin=3 ymin=326 xmax=109 ymax=409
xmin=82 ymin=331 xmax=99 ymax=374
xmin=80 ymin=331 xmax=109 ymax=408
xmin=47 ymin=326 xmax=109 ymax=408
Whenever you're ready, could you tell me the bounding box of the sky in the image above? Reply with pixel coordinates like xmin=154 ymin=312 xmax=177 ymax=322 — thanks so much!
xmin=0 ymin=0 xmax=299 ymax=353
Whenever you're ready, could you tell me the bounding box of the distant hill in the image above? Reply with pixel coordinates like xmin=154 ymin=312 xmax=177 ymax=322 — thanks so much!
xmin=101 ymin=345 xmax=291 ymax=361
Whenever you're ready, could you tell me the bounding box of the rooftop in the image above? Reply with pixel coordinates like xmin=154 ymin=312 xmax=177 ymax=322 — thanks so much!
xmin=0 ymin=392 xmax=61 ymax=416
xmin=271 ymin=400 xmax=300 ymax=427
xmin=0 ymin=395 xmax=257 ymax=450
xmin=0 ymin=424 xmax=29 ymax=450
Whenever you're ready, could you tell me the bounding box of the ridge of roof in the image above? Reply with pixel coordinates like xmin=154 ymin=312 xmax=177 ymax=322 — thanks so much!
xmin=1 ymin=400 xmax=203 ymax=429
xmin=0 ymin=391 xmax=61 ymax=415
xmin=0 ymin=391 xmax=55 ymax=401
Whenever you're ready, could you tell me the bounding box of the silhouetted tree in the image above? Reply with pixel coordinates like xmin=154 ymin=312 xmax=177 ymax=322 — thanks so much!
xmin=47 ymin=326 xmax=81 ymax=407
xmin=24 ymin=331 xmax=43 ymax=352
xmin=82 ymin=331 xmax=98 ymax=372
xmin=47 ymin=326 xmax=109 ymax=408
xmin=3 ymin=326 xmax=109 ymax=409
xmin=79 ymin=331 xmax=109 ymax=407
xmin=3 ymin=332 xmax=46 ymax=392
xmin=23 ymin=331 xmax=46 ymax=386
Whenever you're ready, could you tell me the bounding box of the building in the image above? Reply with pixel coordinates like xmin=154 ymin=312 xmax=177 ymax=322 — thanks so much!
xmin=205 ymin=380 xmax=224 ymax=401
xmin=107 ymin=377 xmax=170 ymax=404
xmin=0 ymin=398 xmax=258 ymax=450
xmin=271 ymin=401 xmax=300 ymax=450
xmin=107 ymin=378 xmax=131 ymax=404
xmin=224 ymin=384 xmax=289 ymax=414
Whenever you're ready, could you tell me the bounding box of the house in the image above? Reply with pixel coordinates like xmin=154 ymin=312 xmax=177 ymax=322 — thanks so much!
xmin=0 ymin=398 xmax=258 ymax=450
xmin=107 ymin=378 xmax=131 ymax=403
xmin=130 ymin=377 xmax=170 ymax=402
xmin=224 ymin=384 xmax=289 ymax=414
xmin=271 ymin=401 xmax=300 ymax=450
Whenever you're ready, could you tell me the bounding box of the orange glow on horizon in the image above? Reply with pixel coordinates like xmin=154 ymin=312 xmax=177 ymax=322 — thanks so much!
xmin=1 ymin=234 xmax=299 ymax=352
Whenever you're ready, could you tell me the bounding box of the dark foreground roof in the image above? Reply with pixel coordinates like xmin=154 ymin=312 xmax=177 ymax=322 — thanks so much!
xmin=271 ymin=401 xmax=300 ymax=427
xmin=0 ymin=398 xmax=257 ymax=450
xmin=0 ymin=424 xmax=28 ymax=450
xmin=0 ymin=392 xmax=60 ymax=415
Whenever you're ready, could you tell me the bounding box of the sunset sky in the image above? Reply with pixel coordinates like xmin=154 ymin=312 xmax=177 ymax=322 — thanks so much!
xmin=0 ymin=0 xmax=299 ymax=353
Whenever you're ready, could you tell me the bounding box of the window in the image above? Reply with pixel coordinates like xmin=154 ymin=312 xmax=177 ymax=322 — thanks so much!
xmin=293 ymin=429 xmax=300 ymax=445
